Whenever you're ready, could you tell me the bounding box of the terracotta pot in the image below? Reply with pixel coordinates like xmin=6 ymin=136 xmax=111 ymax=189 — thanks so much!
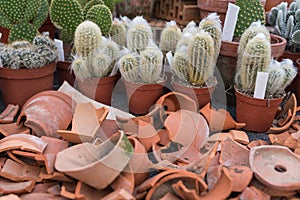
xmin=171 ymin=81 xmax=216 ymax=110
xmin=0 ymin=63 xmax=56 ymax=107
xmin=56 ymin=61 xmax=75 ymax=86
xmin=55 ymin=131 xmax=133 ymax=190
xmin=265 ymin=0 xmax=294 ymax=12
xmin=235 ymin=87 xmax=284 ymax=132
xmin=38 ymin=16 xmax=57 ymax=39
xmin=75 ymin=73 xmax=119 ymax=106
xmin=123 ymin=79 xmax=165 ymax=115
xmin=0 ymin=26 xmax=9 ymax=43
xmin=17 ymin=90 xmax=73 ymax=138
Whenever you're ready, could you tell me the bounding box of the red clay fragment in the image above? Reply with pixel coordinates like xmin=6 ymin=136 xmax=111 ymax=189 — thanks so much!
xmin=159 ymin=192 xmax=181 ymax=200
xmin=247 ymin=140 xmax=269 ymax=149
xmin=220 ymin=137 xmax=250 ymax=167
xmin=227 ymin=166 xmax=253 ymax=192
xmin=100 ymin=188 xmax=135 ymax=200
xmin=0 ymin=134 xmax=47 ymax=154
xmin=0 ymin=123 xmax=30 ymax=137
xmin=0 ymin=194 xmax=20 ymax=200
xmin=238 ymin=186 xmax=270 ymax=200
xmin=172 ymin=180 xmax=201 ymax=200
xmin=20 ymin=193 xmax=68 ymax=200
xmin=74 ymin=181 xmax=112 ymax=200
xmin=0 ymin=179 xmax=35 ymax=195
xmin=111 ymin=169 xmax=135 ymax=194
xmin=47 ymin=184 xmax=61 ymax=196
xmin=39 ymin=168 xmax=74 ymax=183
xmin=0 ymin=104 xmax=19 ymax=124
xmin=269 ymin=131 xmax=290 ymax=145
xmin=32 ymin=182 xmax=58 ymax=193
xmin=0 ymin=159 xmax=40 ymax=182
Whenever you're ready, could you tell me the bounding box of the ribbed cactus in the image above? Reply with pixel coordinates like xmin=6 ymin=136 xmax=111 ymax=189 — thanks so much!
xmin=280 ymin=59 xmax=298 ymax=90
xmin=71 ymin=56 xmax=92 ymax=79
xmin=74 ymin=21 xmax=102 ymax=58
xmin=186 ymin=31 xmax=215 ymax=86
xmin=118 ymin=53 xmax=139 ymax=83
xmin=101 ymin=38 xmax=120 ymax=62
xmin=86 ymin=4 xmax=112 ymax=36
xmin=234 ymin=0 xmax=266 ymax=37
xmin=198 ymin=13 xmax=222 ymax=66
xmin=237 ymin=33 xmax=271 ymax=93
xmin=182 ymin=21 xmax=198 ymax=35
xmin=91 ymin=53 xmax=112 ymax=78
xmin=175 ymin=32 xmax=193 ymax=51
xmin=140 ymin=47 xmax=163 ymax=84
xmin=159 ymin=21 xmax=182 ymax=54
xmin=0 ymin=0 xmax=48 ymax=42
xmin=127 ymin=16 xmax=153 ymax=53
xmin=172 ymin=46 xmax=188 ymax=83
xmin=109 ymin=19 xmax=127 ymax=47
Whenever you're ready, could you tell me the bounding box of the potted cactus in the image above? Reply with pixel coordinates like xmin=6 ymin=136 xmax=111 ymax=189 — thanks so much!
xmin=0 ymin=35 xmax=58 ymax=106
xmin=71 ymin=20 xmax=120 ymax=105
xmin=234 ymin=32 xmax=297 ymax=132
xmin=49 ymin=0 xmax=113 ymax=86
xmin=170 ymin=13 xmax=221 ymax=110
xmin=268 ymin=0 xmax=300 ymax=104
xmin=0 ymin=0 xmax=49 ymax=43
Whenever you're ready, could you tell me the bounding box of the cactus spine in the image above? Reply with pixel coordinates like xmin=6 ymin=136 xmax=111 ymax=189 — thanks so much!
xmin=238 ymin=33 xmax=271 ymax=93
xmin=109 ymin=19 xmax=127 ymax=47
xmin=186 ymin=31 xmax=215 ymax=86
xmin=159 ymin=21 xmax=182 ymax=54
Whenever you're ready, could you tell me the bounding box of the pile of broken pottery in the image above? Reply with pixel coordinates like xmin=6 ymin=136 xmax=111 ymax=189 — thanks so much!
xmin=0 ymin=82 xmax=299 ymax=200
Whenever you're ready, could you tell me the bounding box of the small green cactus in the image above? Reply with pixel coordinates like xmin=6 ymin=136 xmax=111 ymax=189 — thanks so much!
xmin=74 ymin=20 xmax=102 ymax=58
xmin=234 ymin=0 xmax=266 ymax=37
xmin=186 ymin=31 xmax=215 ymax=86
xmin=172 ymin=46 xmax=188 ymax=83
xmin=126 ymin=16 xmax=153 ymax=53
xmin=109 ymin=18 xmax=127 ymax=47
xmin=159 ymin=21 xmax=182 ymax=54
xmin=82 ymin=0 xmax=104 ymax=17
xmin=292 ymin=29 xmax=300 ymax=46
xmin=118 ymin=52 xmax=139 ymax=83
xmin=237 ymin=33 xmax=271 ymax=93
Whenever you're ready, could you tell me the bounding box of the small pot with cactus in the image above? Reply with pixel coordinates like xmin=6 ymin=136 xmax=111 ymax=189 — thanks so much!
xmin=0 ymin=35 xmax=58 ymax=106
xmin=234 ymin=32 xmax=297 ymax=132
xmin=170 ymin=13 xmax=221 ymax=110
xmin=71 ymin=20 xmax=119 ymax=105
xmin=118 ymin=16 xmax=165 ymax=115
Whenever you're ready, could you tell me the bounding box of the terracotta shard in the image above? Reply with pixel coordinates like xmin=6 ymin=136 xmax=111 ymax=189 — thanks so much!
xmin=0 ymin=159 xmax=40 ymax=182
xmin=227 ymin=166 xmax=253 ymax=192
xmin=39 ymin=169 xmax=74 ymax=182
xmin=111 ymin=168 xmax=135 ymax=194
xmin=47 ymin=184 xmax=61 ymax=196
xmin=239 ymin=186 xmax=270 ymax=200
xmin=0 ymin=104 xmax=19 ymax=124
xmin=206 ymin=165 xmax=222 ymax=191
xmin=172 ymin=180 xmax=201 ymax=200
xmin=95 ymin=119 xmax=120 ymax=140
xmin=100 ymin=188 xmax=135 ymax=200
xmin=136 ymin=120 xmax=160 ymax=151
xmin=0 ymin=123 xmax=30 ymax=137
xmin=20 ymin=193 xmax=68 ymax=200
xmin=0 ymin=179 xmax=35 ymax=195
xmin=74 ymin=181 xmax=113 ymax=200
xmin=0 ymin=134 xmax=47 ymax=154
xmin=32 ymin=182 xmax=59 ymax=193
xmin=0 ymin=194 xmax=20 ymax=200
xmin=247 ymin=140 xmax=269 ymax=149
xmin=57 ymin=103 xmax=103 ymax=144
xmin=250 ymin=145 xmax=300 ymax=191
xmin=208 ymin=130 xmax=249 ymax=144
xmin=200 ymin=103 xmax=246 ymax=132
xmin=269 ymin=131 xmax=290 ymax=146
xmin=159 ymin=192 xmax=181 ymax=200
xmin=220 ymin=137 xmax=250 ymax=167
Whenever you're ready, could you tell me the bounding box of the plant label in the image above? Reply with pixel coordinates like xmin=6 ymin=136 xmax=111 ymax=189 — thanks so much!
xmin=54 ymin=39 xmax=65 ymax=62
xmin=42 ymin=32 xmax=50 ymax=36
xmin=222 ymin=3 xmax=240 ymax=42
xmin=166 ymin=51 xmax=173 ymax=69
xmin=254 ymin=72 xmax=269 ymax=99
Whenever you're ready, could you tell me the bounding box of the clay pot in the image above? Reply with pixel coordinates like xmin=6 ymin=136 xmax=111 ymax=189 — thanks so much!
xmin=38 ymin=16 xmax=57 ymax=39
xmin=235 ymin=87 xmax=284 ymax=133
xmin=17 ymin=90 xmax=73 ymax=138
xmin=155 ymin=92 xmax=197 ymax=114
xmin=75 ymin=73 xmax=119 ymax=106
xmin=123 ymin=79 xmax=165 ymax=115
xmin=250 ymin=145 xmax=300 ymax=190
xmin=56 ymin=61 xmax=75 ymax=86
xmin=171 ymin=81 xmax=217 ymax=110
xmin=55 ymin=131 xmax=133 ymax=190
xmin=0 ymin=63 xmax=56 ymax=107
xmin=0 ymin=26 xmax=9 ymax=43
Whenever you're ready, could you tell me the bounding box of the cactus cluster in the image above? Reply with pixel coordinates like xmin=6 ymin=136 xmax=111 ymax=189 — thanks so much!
xmin=118 ymin=52 xmax=139 ymax=83
xmin=0 ymin=35 xmax=58 ymax=69
xmin=109 ymin=19 xmax=127 ymax=47
xmin=268 ymin=0 xmax=300 ymax=52
xmin=234 ymin=0 xmax=266 ymax=37
xmin=159 ymin=21 xmax=182 ymax=54
xmin=0 ymin=0 xmax=49 ymax=42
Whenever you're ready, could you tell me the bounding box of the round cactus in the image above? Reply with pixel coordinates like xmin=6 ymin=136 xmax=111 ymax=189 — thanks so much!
xmin=8 ymin=23 xmax=39 ymax=43
xmin=33 ymin=0 xmax=49 ymax=28
xmin=71 ymin=56 xmax=91 ymax=79
xmin=172 ymin=46 xmax=188 ymax=83
xmin=82 ymin=0 xmax=104 ymax=17
xmin=74 ymin=20 xmax=102 ymax=58
xmin=101 ymin=38 xmax=120 ymax=62
xmin=33 ymin=35 xmax=57 ymax=50
xmin=109 ymin=19 xmax=127 ymax=47
xmin=159 ymin=21 xmax=182 ymax=54
xmin=91 ymin=53 xmax=113 ymax=78
xmin=102 ymin=0 xmax=115 ymax=12
xmin=119 ymin=53 xmax=139 ymax=83
xmin=186 ymin=31 xmax=215 ymax=86
xmin=86 ymin=4 xmax=112 ymax=36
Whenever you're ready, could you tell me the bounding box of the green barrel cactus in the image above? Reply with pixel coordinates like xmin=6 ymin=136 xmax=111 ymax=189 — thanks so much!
xmin=109 ymin=19 xmax=127 ymax=47
xmin=140 ymin=47 xmax=163 ymax=84
xmin=234 ymin=0 xmax=266 ymax=37
xmin=119 ymin=53 xmax=139 ymax=83
xmin=74 ymin=20 xmax=102 ymax=58
xmin=237 ymin=33 xmax=271 ymax=93
xmin=159 ymin=21 xmax=182 ymax=54
xmin=186 ymin=31 xmax=215 ymax=86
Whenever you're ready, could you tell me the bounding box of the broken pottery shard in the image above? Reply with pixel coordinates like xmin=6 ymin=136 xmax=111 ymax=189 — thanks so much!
xmin=0 ymin=104 xmax=19 ymax=124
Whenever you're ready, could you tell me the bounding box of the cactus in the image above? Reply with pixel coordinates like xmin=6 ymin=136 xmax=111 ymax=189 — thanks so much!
xmin=159 ymin=21 xmax=182 ymax=54
xmin=176 ymin=32 xmax=193 ymax=51
xmin=86 ymin=4 xmax=112 ymax=36
xmin=74 ymin=20 xmax=102 ymax=59
xmin=292 ymin=29 xmax=300 ymax=45
xmin=140 ymin=47 xmax=163 ymax=84
xmin=102 ymin=0 xmax=115 ymax=12
xmin=234 ymin=0 xmax=266 ymax=37
xmin=33 ymin=35 xmax=57 ymax=50
xmin=82 ymin=0 xmax=104 ymax=17
xmin=101 ymin=38 xmax=120 ymax=62
xmin=127 ymin=16 xmax=153 ymax=53
xmin=172 ymin=46 xmax=188 ymax=83
xmin=186 ymin=31 xmax=215 ymax=86
xmin=91 ymin=53 xmax=112 ymax=78
xmin=71 ymin=56 xmax=92 ymax=79
xmin=118 ymin=53 xmax=139 ymax=83
xmin=0 ymin=0 xmax=48 ymax=42
xmin=237 ymin=33 xmax=271 ymax=93
xmin=266 ymin=60 xmax=285 ymax=96
xmin=280 ymin=59 xmax=298 ymax=91
xmin=198 ymin=13 xmax=222 ymax=66
xmin=109 ymin=18 xmax=127 ymax=47
xmin=11 ymin=41 xmax=31 ymax=49
xmin=182 ymin=21 xmax=198 ymax=35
